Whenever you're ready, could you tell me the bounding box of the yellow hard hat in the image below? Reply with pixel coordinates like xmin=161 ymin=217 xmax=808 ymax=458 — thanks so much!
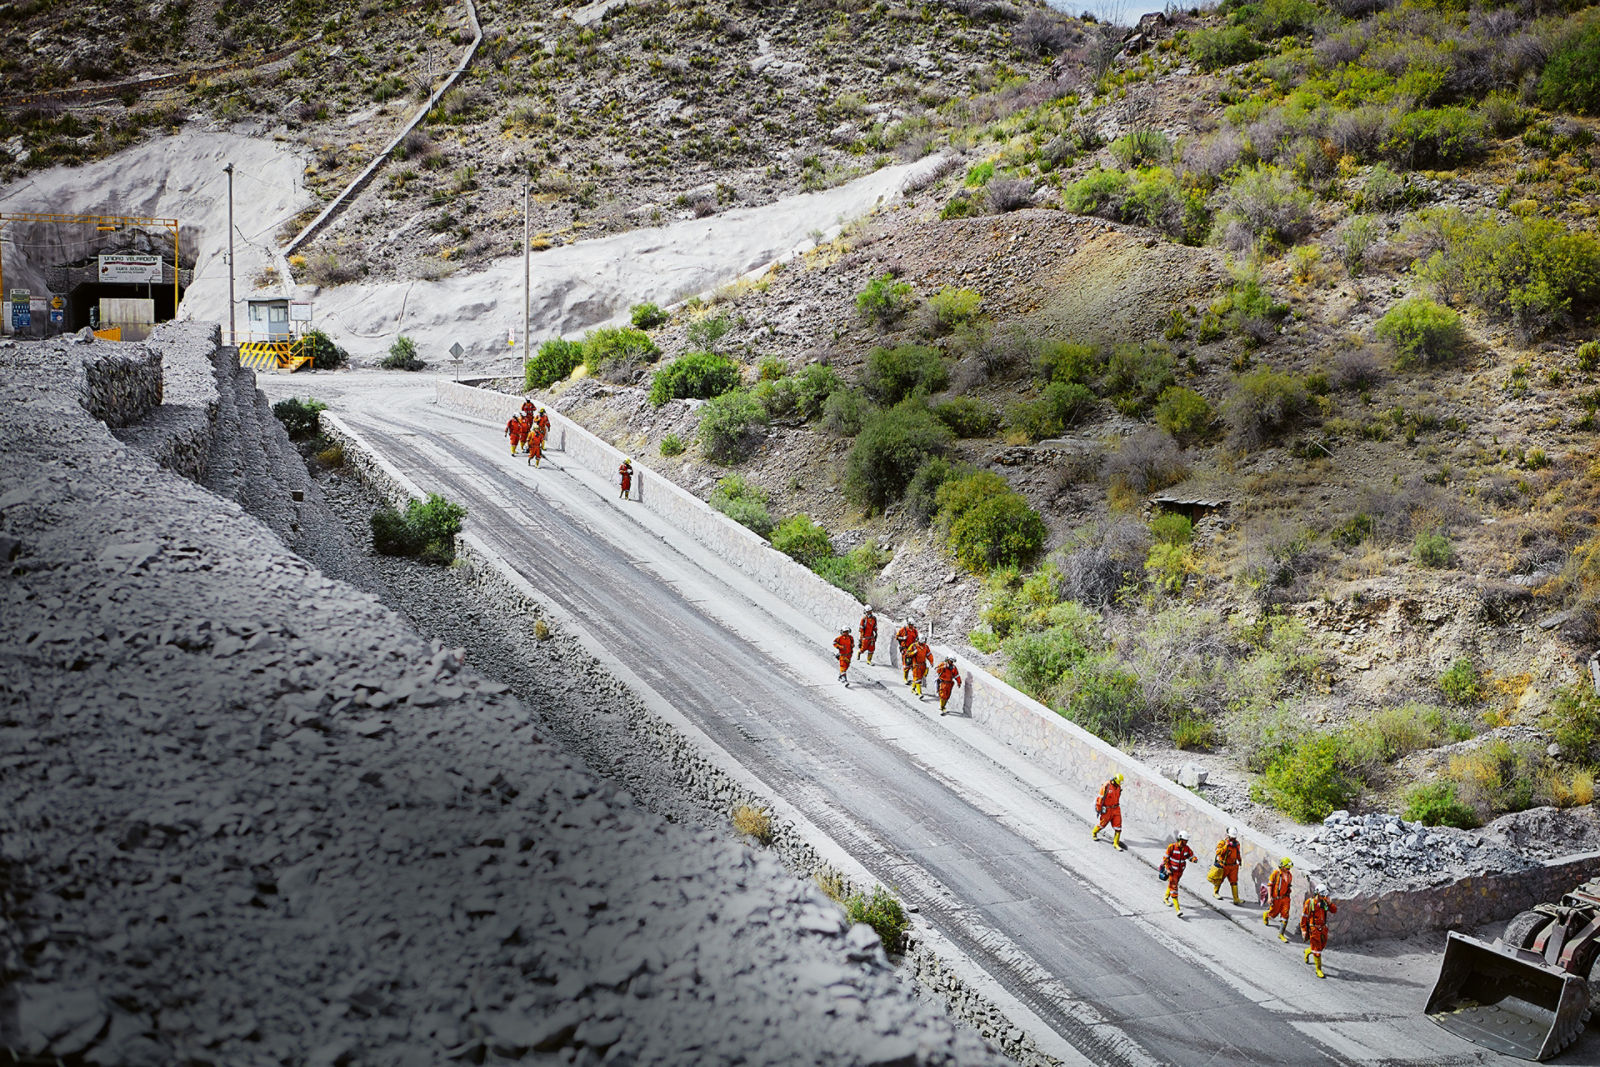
xmin=1113 ymin=773 xmax=1124 ymax=785
xmin=1280 ymin=857 xmax=1293 ymax=868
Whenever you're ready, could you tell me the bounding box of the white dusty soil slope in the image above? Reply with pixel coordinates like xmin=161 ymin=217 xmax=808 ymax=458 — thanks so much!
xmin=0 ymin=329 xmax=1004 ymax=1067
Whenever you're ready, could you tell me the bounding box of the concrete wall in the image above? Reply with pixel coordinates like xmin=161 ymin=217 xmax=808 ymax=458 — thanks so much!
xmin=74 ymin=342 xmax=163 ymax=427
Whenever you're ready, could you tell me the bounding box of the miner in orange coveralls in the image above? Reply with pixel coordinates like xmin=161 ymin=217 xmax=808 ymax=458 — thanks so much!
xmin=506 ymin=414 xmax=525 ymax=455
xmin=519 ymin=412 xmax=537 ymax=453
xmin=894 ymin=619 xmax=919 ymax=683
xmin=527 ymin=425 xmax=546 ymax=467
xmin=906 ymin=639 xmax=933 ymax=699
xmin=1162 ymin=831 xmax=1198 ymax=916
xmin=618 ymin=458 xmax=633 ymax=499
xmin=521 ymin=399 xmax=536 ymax=417
xmin=1090 ymin=773 xmax=1125 ymax=850
xmin=1262 ymin=857 xmax=1294 ymax=942
xmin=857 ymin=608 xmax=878 ymax=663
xmin=833 ymin=628 xmax=854 ymax=684
xmin=935 ymin=657 xmax=962 ymax=715
xmin=1210 ymin=826 xmax=1243 ymax=904
xmin=1300 ymin=883 xmax=1337 ymax=978
xmin=536 ymin=407 xmax=551 ymax=438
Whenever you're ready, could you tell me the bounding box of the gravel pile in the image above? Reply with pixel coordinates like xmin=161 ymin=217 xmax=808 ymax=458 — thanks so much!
xmin=0 ymin=335 xmax=1005 ymax=1066
xmin=1285 ymin=810 xmax=1538 ymax=896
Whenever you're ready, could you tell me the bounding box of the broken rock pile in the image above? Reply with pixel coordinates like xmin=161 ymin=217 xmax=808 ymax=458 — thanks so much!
xmin=1285 ymin=810 xmax=1538 ymax=896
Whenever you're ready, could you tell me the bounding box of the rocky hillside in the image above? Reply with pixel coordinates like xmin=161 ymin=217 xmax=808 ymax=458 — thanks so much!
xmin=504 ymin=0 xmax=1600 ymax=836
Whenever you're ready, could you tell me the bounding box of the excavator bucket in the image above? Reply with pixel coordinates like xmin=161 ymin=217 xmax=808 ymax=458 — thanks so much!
xmin=1426 ymin=932 xmax=1591 ymax=1061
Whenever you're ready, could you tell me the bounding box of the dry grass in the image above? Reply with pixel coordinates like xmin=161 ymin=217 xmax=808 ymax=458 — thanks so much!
xmin=730 ymin=804 xmax=774 ymax=844
xmin=813 ymin=867 xmax=848 ymax=903
xmin=533 ymin=618 xmax=551 ymax=641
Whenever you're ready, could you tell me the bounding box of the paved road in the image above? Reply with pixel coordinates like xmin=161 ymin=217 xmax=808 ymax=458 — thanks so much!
xmin=290 ymin=374 xmax=1512 ymax=1067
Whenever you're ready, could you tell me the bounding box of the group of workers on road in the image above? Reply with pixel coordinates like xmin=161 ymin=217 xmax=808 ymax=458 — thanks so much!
xmin=832 ymin=609 xmax=963 ymax=714
xmin=1093 ymin=775 xmax=1340 ymax=978
xmin=505 ymin=401 xmax=552 ymax=467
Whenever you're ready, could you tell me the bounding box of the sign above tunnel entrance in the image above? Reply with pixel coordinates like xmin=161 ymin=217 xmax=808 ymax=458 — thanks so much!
xmin=98 ymin=254 xmax=163 ymax=283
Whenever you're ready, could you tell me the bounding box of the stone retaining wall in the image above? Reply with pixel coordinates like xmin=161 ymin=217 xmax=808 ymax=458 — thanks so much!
xmin=1340 ymin=851 xmax=1600 ymax=941
xmin=323 ymin=408 xmax=1067 ymax=1067
xmin=74 ymin=342 xmax=163 ymax=427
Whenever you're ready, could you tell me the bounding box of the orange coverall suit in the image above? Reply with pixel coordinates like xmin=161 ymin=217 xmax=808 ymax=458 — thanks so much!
xmin=1162 ymin=840 xmax=1198 ymax=908
xmin=833 ymin=632 xmax=854 ymax=679
xmin=536 ymin=411 xmax=550 ymax=436
xmin=858 ymin=614 xmax=877 ymax=661
xmin=907 ymin=642 xmax=932 ymax=697
xmin=895 ymin=623 xmax=919 ymax=680
xmin=618 ymin=462 xmax=632 ymax=498
xmin=528 ymin=427 xmax=546 ymax=466
xmin=1301 ymin=894 xmax=1337 ymax=976
xmin=935 ymin=661 xmax=962 ymax=712
xmin=1212 ymin=836 xmax=1242 ymax=900
xmin=1094 ymin=779 xmax=1122 ymax=833
xmin=1264 ymin=867 xmax=1294 ymax=939
xmin=506 ymin=416 xmax=523 ymax=454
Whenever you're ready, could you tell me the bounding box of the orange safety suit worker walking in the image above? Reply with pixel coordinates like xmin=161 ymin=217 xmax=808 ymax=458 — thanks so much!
xmin=519 ymin=412 xmax=537 ymax=454
xmin=1090 ymin=773 xmax=1125 ymax=850
xmin=1300 ymin=882 xmax=1337 ymax=978
xmin=1210 ymin=826 xmax=1243 ymax=904
xmin=907 ymin=639 xmax=933 ymax=699
xmin=536 ymin=407 xmax=551 ymax=438
xmin=618 ymin=458 xmax=633 ymax=499
xmin=527 ymin=426 xmax=546 ymax=467
xmin=521 ymin=399 xmax=536 ymax=418
xmin=1262 ymin=857 xmax=1294 ymax=942
xmin=858 ymin=609 xmax=878 ymax=663
xmin=505 ymin=415 xmax=521 ymax=455
xmin=833 ymin=628 xmax=854 ymax=684
xmin=894 ymin=620 xmax=919 ymax=683
xmin=1162 ymin=831 xmax=1198 ymax=916
xmin=935 ymin=657 xmax=962 ymax=715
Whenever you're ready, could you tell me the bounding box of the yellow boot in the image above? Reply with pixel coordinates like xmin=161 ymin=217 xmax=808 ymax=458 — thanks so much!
xmin=1091 ymin=827 xmax=1100 ymax=842
xmin=1172 ymin=895 xmax=1183 ymax=917
xmin=1112 ymin=830 xmax=1124 ymax=851
xmin=1231 ymin=885 xmax=1241 ymax=905
xmin=1303 ymin=948 xmax=1312 ymax=964
xmin=1278 ymin=926 xmax=1289 ymax=943
xmin=1212 ymin=883 xmax=1221 ymax=898
xmin=1314 ymin=954 xmax=1325 ymax=979
xmin=1262 ymin=910 xmax=1271 ymax=925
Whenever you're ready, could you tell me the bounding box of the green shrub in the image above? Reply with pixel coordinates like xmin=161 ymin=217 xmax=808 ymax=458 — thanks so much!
xmin=301 ymin=329 xmax=347 ymax=370
xmin=791 ymin=364 xmax=843 ymax=419
xmin=1007 ymin=382 xmax=1094 ymax=442
xmin=1255 ymin=734 xmax=1359 ymax=822
xmin=1546 ymin=683 xmax=1600 ymax=760
xmin=1342 ymin=703 xmax=1453 ymax=774
xmin=864 ymin=344 xmax=948 ymax=404
xmin=813 ymin=543 xmax=889 ymax=599
xmin=272 ymin=396 xmax=326 ymax=440
xmin=1538 ymin=20 xmax=1600 ymax=116
xmin=940 ymin=196 xmax=976 ymax=220
xmin=1403 ymin=782 xmax=1479 ymax=828
xmin=922 ymin=287 xmax=983 ymax=336
xmin=1102 ymin=344 xmax=1176 ymax=416
xmin=1238 ymin=0 xmax=1316 ymax=38
xmin=1210 ymin=164 xmax=1312 ymax=252
xmin=937 ymin=474 xmax=1047 ymax=574
xmin=1446 ymin=739 xmax=1541 ymax=818
xmin=371 ymin=492 xmax=466 ymax=563
xmin=630 ymin=302 xmax=669 ymax=329
xmin=1439 ymin=659 xmax=1482 ymax=705
xmin=697 ymin=389 xmax=769 ymax=463
xmin=844 ymin=886 xmax=909 ymax=954
xmin=686 ymin=312 xmax=734 ymax=351
xmin=846 ymin=400 xmax=952 ymax=512
xmin=1382 ymin=107 xmax=1487 ymax=169
xmin=383 ymin=335 xmax=424 ymax=370
xmin=1331 ymin=512 xmax=1374 ymax=547
xmin=1150 ymin=512 xmax=1193 ymax=546
xmin=856 ymin=273 xmax=913 ymax=327
xmin=1109 ymin=130 xmax=1171 ymax=168
xmin=709 ymin=474 xmax=774 ymax=536
xmin=1153 ymin=386 xmax=1215 ymax=444
xmin=821 ymin=388 xmax=871 ymax=437
xmin=649 ymin=351 xmax=742 ymax=405
xmin=659 ymin=433 xmax=685 ymax=457
xmin=1035 ymin=342 xmax=1102 ymax=386
xmin=1222 ymin=368 xmax=1307 ymax=449
xmin=964 ymin=160 xmax=995 ymax=187
xmin=1413 ymin=529 xmax=1455 ymax=568
xmin=1375 ymin=297 xmax=1466 ymax=368
xmin=906 ymin=456 xmax=966 ymax=527
xmin=1063 ymin=168 xmax=1130 ymax=217
xmin=1172 ymin=714 xmax=1217 ymax=751
xmin=1064 ymin=658 xmax=1147 ymax=742
xmin=1003 ymin=624 xmax=1093 ymax=701
xmin=771 ymin=514 xmax=833 ymax=567
xmin=926 ymin=397 xmax=993 ymax=439
xmin=1187 ymin=24 xmax=1263 ymax=71
xmin=582 ymin=326 xmax=660 ymax=374
xmin=1578 ymin=340 xmax=1600 ymax=373
xmin=525 ymin=338 xmax=585 ymax=389
xmin=1415 ymin=212 xmax=1600 ymax=339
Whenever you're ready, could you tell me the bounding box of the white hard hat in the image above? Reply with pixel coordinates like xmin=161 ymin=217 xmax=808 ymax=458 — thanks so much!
xmin=1316 ymin=882 xmax=1329 ymax=895
xmin=1176 ymin=830 xmax=1189 ymax=841
xmin=1226 ymin=826 xmax=1239 ymax=838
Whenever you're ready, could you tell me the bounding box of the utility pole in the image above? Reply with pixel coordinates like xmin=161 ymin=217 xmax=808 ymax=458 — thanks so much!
xmin=522 ymin=175 xmax=530 ymax=370
xmin=223 ymin=162 xmax=236 ymax=346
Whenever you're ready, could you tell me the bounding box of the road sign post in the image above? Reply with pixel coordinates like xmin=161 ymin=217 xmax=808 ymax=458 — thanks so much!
xmin=450 ymin=340 xmax=464 ymax=382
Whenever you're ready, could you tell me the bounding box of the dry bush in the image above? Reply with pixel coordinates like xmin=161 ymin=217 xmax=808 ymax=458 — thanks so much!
xmin=1054 ymin=518 xmax=1151 ymax=605
xmin=1105 ymin=429 xmax=1188 ymax=495
xmin=1016 ymin=9 xmax=1076 ymax=56
xmin=1360 ymin=474 xmax=1476 ymax=542
xmin=1331 ymin=345 xmax=1385 ymax=391
xmin=1182 ymin=130 xmax=1248 ymax=185
xmin=1236 ymin=517 xmax=1325 ymax=608
xmin=730 ymin=804 xmax=774 ymax=845
xmin=1327 ymin=106 xmax=1389 ymax=160
xmin=987 ymin=178 xmax=1035 ymax=213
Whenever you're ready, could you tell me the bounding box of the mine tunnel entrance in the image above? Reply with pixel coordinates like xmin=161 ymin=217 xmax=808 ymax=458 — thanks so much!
xmin=66 ymin=281 xmax=184 ymax=336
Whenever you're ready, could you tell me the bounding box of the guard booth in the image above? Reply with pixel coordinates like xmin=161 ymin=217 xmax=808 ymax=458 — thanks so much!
xmin=239 ymin=297 xmax=313 ymax=372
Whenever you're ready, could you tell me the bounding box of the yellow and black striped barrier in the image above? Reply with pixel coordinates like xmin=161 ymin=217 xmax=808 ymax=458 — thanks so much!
xmin=238 ymin=341 xmax=310 ymax=373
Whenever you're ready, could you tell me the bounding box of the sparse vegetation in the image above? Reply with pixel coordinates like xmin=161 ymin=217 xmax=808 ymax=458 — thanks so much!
xmin=272 ymin=396 xmax=326 ymax=440
xmin=709 ymin=474 xmax=774 ymax=537
xmin=382 ymin=335 xmax=424 ymax=371
xmin=844 ymin=886 xmax=909 ymax=954
xmin=370 ymin=493 xmax=466 ymax=564
xmin=649 ymin=351 xmax=741 ymax=406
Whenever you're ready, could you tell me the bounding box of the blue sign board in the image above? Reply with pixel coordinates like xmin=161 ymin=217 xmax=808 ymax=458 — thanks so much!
xmin=50 ymin=309 xmax=64 ymax=328
xmin=12 ymin=308 xmax=29 ymax=329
